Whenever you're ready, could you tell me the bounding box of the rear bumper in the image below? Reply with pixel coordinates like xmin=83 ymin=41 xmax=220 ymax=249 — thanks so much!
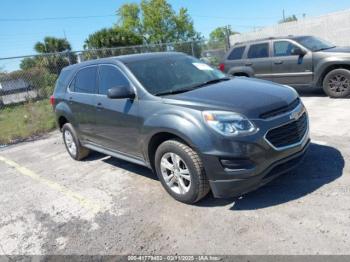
xmin=208 ymin=139 xmax=310 ymax=198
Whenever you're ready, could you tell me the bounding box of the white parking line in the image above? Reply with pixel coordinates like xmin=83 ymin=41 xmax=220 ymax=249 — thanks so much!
xmin=0 ymin=155 xmax=101 ymax=214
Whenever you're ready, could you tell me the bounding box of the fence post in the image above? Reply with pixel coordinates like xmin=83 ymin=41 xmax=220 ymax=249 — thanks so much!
xmin=191 ymin=41 xmax=195 ymax=56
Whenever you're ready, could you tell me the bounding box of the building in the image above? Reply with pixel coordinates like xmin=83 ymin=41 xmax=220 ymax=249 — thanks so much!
xmin=0 ymin=78 xmax=37 ymax=105
xmin=230 ymin=9 xmax=350 ymax=46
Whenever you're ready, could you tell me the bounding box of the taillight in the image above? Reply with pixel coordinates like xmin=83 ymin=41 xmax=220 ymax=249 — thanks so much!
xmin=219 ymin=63 xmax=225 ymax=72
xmin=50 ymin=95 xmax=55 ymax=106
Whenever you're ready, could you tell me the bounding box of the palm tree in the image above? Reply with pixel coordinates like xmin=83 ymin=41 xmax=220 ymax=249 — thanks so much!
xmin=34 ymin=37 xmax=76 ymax=74
xmin=34 ymin=37 xmax=71 ymax=53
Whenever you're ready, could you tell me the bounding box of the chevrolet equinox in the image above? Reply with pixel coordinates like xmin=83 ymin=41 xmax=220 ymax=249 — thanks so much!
xmin=51 ymin=52 xmax=310 ymax=204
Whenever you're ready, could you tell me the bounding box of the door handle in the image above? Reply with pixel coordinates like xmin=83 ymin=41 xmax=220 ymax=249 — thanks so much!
xmin=245 ymin=62 xmax=253 ymax=66
xmin=274 ymin=60 xmax=283 ymax=65
xmin=96 ymin=102 xmax=104 ymax=110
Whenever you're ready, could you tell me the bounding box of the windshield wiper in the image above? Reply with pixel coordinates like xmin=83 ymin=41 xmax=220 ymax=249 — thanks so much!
xmin=154 ymin=77 xmax=231 ymax=97
xmin=185 ymin=77 xmax=231 ymax=90
xmin=154 ymin=88 xmax=194 ymax=96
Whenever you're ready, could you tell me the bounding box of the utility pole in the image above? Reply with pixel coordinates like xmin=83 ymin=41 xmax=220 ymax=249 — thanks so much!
xmin=225 ymin=25 xmax=231 ymax=50
xmin=283 ymin=9 xmax=286 ymax=22
xmin=63 ymin=29 xmax=71 ymax=65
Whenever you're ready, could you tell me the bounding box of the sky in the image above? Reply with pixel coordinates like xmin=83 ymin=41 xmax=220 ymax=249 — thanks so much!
xmin=1 ymin=0 xmax=350 ymax=69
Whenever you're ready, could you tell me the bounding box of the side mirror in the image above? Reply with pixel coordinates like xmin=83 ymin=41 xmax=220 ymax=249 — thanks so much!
xmin=107 ymin=85 xmax=135 ymax=99
xmin=291 ymin=47 xmax=306 ymax=57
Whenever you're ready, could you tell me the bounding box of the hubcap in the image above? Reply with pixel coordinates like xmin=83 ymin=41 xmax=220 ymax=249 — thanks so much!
xmin=328 ymin=74 xmax=350 ymax=94
xmin=160 ymin=153 xmax=191 ymax=195
xmin=64 ymin=130 xmax=77 ymax=156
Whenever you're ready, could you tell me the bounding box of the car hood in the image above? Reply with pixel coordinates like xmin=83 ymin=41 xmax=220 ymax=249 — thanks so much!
xmin=162 ymin=78 xmax=298 ymax=119
xmin=320 ymin=46 xmax=350 ymax=53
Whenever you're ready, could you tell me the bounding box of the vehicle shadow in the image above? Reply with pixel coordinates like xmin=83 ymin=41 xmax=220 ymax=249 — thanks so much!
xmin=197 ymin=143 xmax=344 ymax=210
xmin=83 ymin=151 xmax=159 ymax=181
xmin=294 ymin=86 xmax=327 ymax=97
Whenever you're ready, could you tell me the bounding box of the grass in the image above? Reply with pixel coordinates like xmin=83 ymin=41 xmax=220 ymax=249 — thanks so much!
xmin=0 ymin=99 xmax=56 ymax=145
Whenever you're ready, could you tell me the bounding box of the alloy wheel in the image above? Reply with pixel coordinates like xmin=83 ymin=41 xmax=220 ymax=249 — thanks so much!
xmin=64 ymin=130 xmax=77 ymax=156
xmin=160 ymin=152 xmax=191 ymax=195
xmin=328 ymin=74 xmax=350 ymax=94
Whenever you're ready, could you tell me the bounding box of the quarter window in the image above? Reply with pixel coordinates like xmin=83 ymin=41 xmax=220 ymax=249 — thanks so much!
xmin=247 ymin=43 xmax=269 ymax=59
xmin=274 ymin=41 xmax=299 ymax=56
xmin=98 ymin=65 xmax=129 ymax=95
xmin=228 ymin=46 xmax=245 ymax=60
xmin=74 ymin=67 xmax=97 ymax=94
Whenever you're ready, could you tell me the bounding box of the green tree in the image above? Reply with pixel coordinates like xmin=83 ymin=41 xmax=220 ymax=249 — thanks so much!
xmin=83 ymin=27 xmax=143 ymax=59
xmin=20 ymin=57 xmax=39 ymax=70
xmin=34 ymin=37 xmax=71 ymax=53
xmin=84 ymin=27 xmax=143 ymax=49
xmin=209 ymin=25 xmax=238 ymax=44
xmin=279 ymin=15 xmax=298 ymax=24
xmin=34 ymin=37 xmax=76 ymax=74
xmin=117 ymin=0 xmax=201 ymax=44
xmin=116 ymin=3 xmax=142 ymax=35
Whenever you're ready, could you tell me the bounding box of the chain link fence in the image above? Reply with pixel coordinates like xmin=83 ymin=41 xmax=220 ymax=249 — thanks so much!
xmin=0 ymin=39 xmax=227 ymax=145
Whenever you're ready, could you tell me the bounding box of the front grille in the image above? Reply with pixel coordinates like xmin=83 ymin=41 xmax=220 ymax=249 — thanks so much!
xmin=260 ymin=98 xmax=300 ymax=119
xmin=265 ymin=112 xmax=308 ymax=149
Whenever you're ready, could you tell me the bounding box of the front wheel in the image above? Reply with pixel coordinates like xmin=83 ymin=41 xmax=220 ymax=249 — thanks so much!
xmin=154 ymin=140 xmax=210 ymax=204
xmin=322 ymin=69 xmax=350 ymax=98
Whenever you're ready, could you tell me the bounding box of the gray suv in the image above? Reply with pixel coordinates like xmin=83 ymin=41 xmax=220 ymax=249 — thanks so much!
xmin=220 ymin=35 xmax=350 ymax=98
xmin=52 ymin=52 xmax=310 ymax=204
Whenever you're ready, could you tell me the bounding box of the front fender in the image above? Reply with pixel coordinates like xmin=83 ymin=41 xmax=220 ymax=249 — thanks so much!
xmin=141 ymin=110 xmax=213 ymax=162
xmin=314 ymin=57 xmax=350 ymax=84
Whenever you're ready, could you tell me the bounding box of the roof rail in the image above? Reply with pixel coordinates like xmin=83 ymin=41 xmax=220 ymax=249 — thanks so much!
xmin=233 ymin=35 xmax=296 ymax=46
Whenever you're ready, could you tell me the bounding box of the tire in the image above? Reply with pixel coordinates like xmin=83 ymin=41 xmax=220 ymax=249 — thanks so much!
xmin=322 ymin=69 xmax=350 ymax=98
xmin=62 ymin=123 xmax=90 ymax=161
xmin=154 ymin=139 xmax=210 ymax=204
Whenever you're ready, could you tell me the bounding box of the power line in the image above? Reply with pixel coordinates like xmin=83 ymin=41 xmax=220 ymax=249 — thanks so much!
xmin=0 ymin=13 xmax=307 ymax=23
xmin=191 ymin=14 xmax=280 ymax=20
xmin=0 ymin=14 xmax=115 ymax=22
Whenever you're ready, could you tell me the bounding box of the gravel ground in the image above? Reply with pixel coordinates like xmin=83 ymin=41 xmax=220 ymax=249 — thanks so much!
xmin=0 ymin=90 xmax=349 ymax=255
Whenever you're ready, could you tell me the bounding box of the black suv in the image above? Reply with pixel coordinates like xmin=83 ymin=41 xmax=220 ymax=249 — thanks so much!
xmin=220 ymin=35 xmax=350 ymax=98
xmin=52 ymin=52 xmax=310 ymax=204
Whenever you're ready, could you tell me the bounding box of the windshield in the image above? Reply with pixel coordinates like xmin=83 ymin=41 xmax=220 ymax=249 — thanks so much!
xmin=125 ymin=55 xmax=226 ymax=96
xmin=293 ymin=36 xmax=335 ymax=51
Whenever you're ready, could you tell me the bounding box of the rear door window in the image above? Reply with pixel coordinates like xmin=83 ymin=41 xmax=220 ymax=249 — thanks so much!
xmin=228 ymin=46 xmax=245 ymax=60
xmin=73 ymin=66 xmax=97 ymax=94
xmin=98 ymin=65 xmax=130 ymax=95
xmin=247 ymin=43 xmax=269 ymax=59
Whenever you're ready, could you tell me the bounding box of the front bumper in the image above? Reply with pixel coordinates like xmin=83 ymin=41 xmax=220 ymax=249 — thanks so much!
xmin=200 ymin=103 xmax=310 ymax=198
xmin=208 ymin=140 xmax=310 ymax=198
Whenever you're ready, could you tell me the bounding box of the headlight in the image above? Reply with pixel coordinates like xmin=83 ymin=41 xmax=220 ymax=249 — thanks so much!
xmin=202 ymin=111 xmax=257 ymax=136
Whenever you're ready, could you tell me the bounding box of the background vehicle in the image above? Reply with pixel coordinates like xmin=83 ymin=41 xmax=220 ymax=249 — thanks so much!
xmin=52 ymin=52 xmax=309 ymax=204
xmin=220 ymin=35 xmax=350 ymax=98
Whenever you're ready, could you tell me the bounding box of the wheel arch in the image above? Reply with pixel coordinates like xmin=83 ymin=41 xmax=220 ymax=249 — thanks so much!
xmin=317 ymin=63 xmax=350 ymax=87
xmin=227 ymin=66 xmax=253 ymax=77
xmin=58 ymin=115 xmax=69 ymax=130
xmin=146 ymin=131 xmax=193 ymax=172
xmin=55 ymin=101 xmax=76 ymax=131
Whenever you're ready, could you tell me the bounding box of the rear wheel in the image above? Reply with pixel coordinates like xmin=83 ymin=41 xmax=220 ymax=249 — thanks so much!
xmin=154 ymin=140 xmax=210 ymax=204
xmin=322 ymin=69 xmax=350 ymax=98
xmin=62 ymin=123 xmax=90 ymax=160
